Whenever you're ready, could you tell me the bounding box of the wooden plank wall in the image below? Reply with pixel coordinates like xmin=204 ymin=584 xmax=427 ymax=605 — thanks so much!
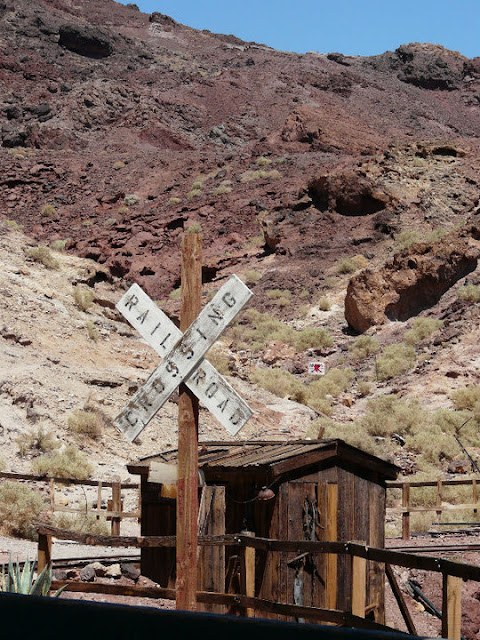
xmin=197 ymin=486 xmax=225 ymax=613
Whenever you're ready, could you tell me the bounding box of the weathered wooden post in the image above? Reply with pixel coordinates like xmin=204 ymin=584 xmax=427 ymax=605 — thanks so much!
xmin=351 ymin=544 xmax=367 ymax=618
xmin=442 ymin=573 xmax=462 ymax=640
xmin=176 ymin=230 xmax=201 ymax=610
xmin=111 ymin=481 xmax=122 ymax=536
xmin=37 ymin=532 xmax=52 ymax=573
xmin=402 ymin=483 xmax=410 ymax=541
xmin=326 ymin=482 xmax=338 ymax=610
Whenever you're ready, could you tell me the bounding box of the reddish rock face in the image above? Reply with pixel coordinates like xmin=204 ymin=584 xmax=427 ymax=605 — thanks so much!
xmin=345 ymin=231 xmax=480 ymax=332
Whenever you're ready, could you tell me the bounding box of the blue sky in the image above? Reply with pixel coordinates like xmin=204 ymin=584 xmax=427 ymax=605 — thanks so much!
xmin=117 ymin=0 xmax=479 ymax=58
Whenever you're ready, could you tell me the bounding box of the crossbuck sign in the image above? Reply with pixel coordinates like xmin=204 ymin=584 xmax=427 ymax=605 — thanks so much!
xmin=114 ymin=275 xmax=253 ymax=441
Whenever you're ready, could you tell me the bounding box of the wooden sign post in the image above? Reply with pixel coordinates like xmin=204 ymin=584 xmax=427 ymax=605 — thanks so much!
xmin=176 ymin=231 xmax=201 ymax=610
xmin=114 ymin=231 xmax=253 ymax=610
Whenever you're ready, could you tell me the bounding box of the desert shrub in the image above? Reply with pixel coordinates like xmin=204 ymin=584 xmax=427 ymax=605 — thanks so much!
xmin=424 ymin=228 xmax=448 ymax=243
xmin=41 ymin=204 xmax=56 ymax=217
xmin=310 ymin=416 xmax=378 ymax=454
xmin=0 ymin=482 xmax=46 ymax=539
xmin=50 ymin=238 xmax=70 ymax=252
xmin=293 ymin=327 xmax=333 ymax=352
xmin=73 ymin=285 xmax=94 ymax=311
xmin=117 ymin=205 xmax=129 ymax=214
xmin=244 ymin=270 xmax=262 ymax=284
xmin=410 ymin=511 xmax=436 ymax=534
xmin=451 ymin=385 xmax=480 ymax=411
xmin=113 ymin=160 xmax=125 ymax=170
xmin=318 ymin=296 xmax=331 ymax=311
xmin=124 ymin=194 xmax=140 ymax=206
xmin=395 ymin=230 xmax=420 ymax=249
xmin=375 ymin=343 xmax=416 ymax=380
xmin=250 ymin=368 xmax=306 ymax=403
xmin=54 ymin=513 xmax=109 ymax=536
xmin=256 ymin=156 xmax=272 ymax=166
xmin=336 ymin=254 xmax=368 ymax=274
xmin=2 ymin=219 xmax=23 ymax=230
xmin=167 ymin=197 xmax=182 ymax=206
xmin=266 ymin=288 xmax=291 ymax=307
xmin=212 ymin=184 xmax=232 ymax=195
xmin=205 ymin=345 xmax=230 ymax=376
xmin=17 ymin=425 xmax=58 ymax=458
xmin=28 ymin=246 xmax=59 ymax=270
xmin=186 ymin=222 xmax=202 ymax=234
xmin=169 ymin=287 xmax=181 ymax=300
xmin=458 ymin=284 xmax=480 ymax=303
xmin=187 ymin=188 xmax=202 ymax=199
xmin=191 ymin=180 xmax=204 ymax=190
xmin=85 ymin=321 xmax=100 ymax=341
xmin=32 ymin=445 xmax=93 ymax=480
xmin=361 ymin=395 xmax=426 ymax=438
xmin=349 ymin=335 xmax=380 ymax=361
xmin=324 ymin=277 xmax=337 ymax=289
xmin=68 ymin=408 xmax=106 ymax=440
xmin=228 ymin=309 xmax=332 ymax=353
xmin=305 ymin=368 xmax=355 ymax=414
xmin=404 ymin=317 xmax=443 ymax=345
xmin=357 ymin=380 xmax=372 ymax=397
xmin=240 ymin=169 xmax=281 ymax=183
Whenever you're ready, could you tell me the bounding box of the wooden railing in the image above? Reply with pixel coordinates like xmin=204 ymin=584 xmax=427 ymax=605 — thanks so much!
xmin=0 ymin=472 xmax=140 ymax=535
xmin=386 ymin=477 xmax=480 ymax=540
xmin=37 ymin=526 xmax=480 ymax=639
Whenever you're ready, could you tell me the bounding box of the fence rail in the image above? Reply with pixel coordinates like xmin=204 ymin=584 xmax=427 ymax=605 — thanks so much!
xmin=386 ymin=477 xmax=480 ymax=540
xmin=37 ymin=525 xmax=479 ymax=639
xmin=0 ymin=471 xmax=140 ymax=535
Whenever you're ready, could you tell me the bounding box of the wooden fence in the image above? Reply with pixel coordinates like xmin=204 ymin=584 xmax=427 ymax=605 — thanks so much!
xmin=0 ymin=472 xmax=140 ymax=535
xmin=386 ymin=477 xmax=480 ymax=540
xmin=37 ymin=525 xmax=480 ymax=640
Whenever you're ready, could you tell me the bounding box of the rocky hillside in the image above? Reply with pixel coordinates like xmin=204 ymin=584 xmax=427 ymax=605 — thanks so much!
xmin=0 ymin=0 xmax=480 ymax=494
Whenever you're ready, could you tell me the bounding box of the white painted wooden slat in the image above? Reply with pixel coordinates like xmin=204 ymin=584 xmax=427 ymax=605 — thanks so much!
xmin=115 ymin=275 xmax=252 ymax=441
xmin=116 ymin=283 xmax=252 ymax=435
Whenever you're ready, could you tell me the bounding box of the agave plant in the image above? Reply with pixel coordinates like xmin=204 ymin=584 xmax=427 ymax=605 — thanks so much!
xmin=0 ymin=557 xmax=66 ymax=597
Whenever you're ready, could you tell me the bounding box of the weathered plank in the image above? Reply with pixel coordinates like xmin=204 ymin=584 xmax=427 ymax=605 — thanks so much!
xmin=116 ymin=282 xmax=253 ymax=435
xmin=115 ymin=274 xmax=253 ymax=441
xmin=442 ymin=574 xmax=462 ymax=640
xmin=385 ymin=564 xmax=417 ymax=635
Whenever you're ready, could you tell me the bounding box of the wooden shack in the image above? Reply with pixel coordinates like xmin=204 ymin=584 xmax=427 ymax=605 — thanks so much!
xmin=127 ymin=439 xmax=398 ymax=621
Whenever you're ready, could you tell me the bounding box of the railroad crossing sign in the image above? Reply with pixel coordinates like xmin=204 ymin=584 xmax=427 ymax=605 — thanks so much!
xmin=114 ymin=274 xmax=253 ymax=441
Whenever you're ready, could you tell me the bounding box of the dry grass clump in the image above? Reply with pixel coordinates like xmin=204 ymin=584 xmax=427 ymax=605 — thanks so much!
xmin=32 ymin=445 xmax=93 ymax=480
xmin=244 ymin=270 xmax=262 ymax=284
xmin=73 ymin=285 xmax=94 ymax=312
xmin=404 ymin=317 xmax=443 ymax=345
xmin=124 ymin=194 xmax=140 ymax=206
xmin=17 ymin=425 xmax=58 ymax=458
xmin=240 ymin=169 xmax=281 ymax=183
xmin=0 ymin=482 xmax=46 ymax=539
xmin=50 ymin=238 xmax=70 ymax=252
xmin=256 ymin=156 xmax=272 ymax=166
xmin=212 ymin=183 xmax=232 ymax=196
xmin=169 ymin=287 xmax=182 ymax=300
xmin=318 ymin=296 xmax=331 ymax=311
xmin=54 ymin=513 xmax=110 ymax=536
xmin=205 ymin=345 xmax=230 ymax=376
xmin=113 ymin=160 xmax=125 ymax=170
xmin=349 ymin=335 xmax=380 ymax=361
xmin=336 ymin=254 xmax=369 ymax=274
xmin=266 ymin=288 xmax=292 ymax=307
xmin=167 ymin=197 xmax=182 ymax=206
xmin=307 ymin=416 xmax=378 ymax=454
xmin=85 ymin=320 xmax=100 ymax=341
xmin=361 ymin=395 xmax=426 ymax=438
xmin=41 ymin=204 xmax=56 ymax=217
xmin=458 ymin=284 xmax=480 ymax=303
xmin=305 ymin=368 xmax=354 ymax=415
xmin=375 ymin=343 xmax=416 ymax=380
xmin=28 ymin=246 xmax=59 ymax=270
xmin=250 ymin=368 xmax=305 ymax=403
xmin=68 ymin=408 xmax=106 ymax=440
xmin=186 ymin=188 xmax=202 ymax=199
xmin=395 ymin=230 xmax=420 ymax=249
xmin=2 ymin=219 xmax=24 ymax=230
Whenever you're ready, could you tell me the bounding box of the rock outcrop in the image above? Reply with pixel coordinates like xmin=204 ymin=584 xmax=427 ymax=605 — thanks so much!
xmin=58 ymin=24 xmax=113 ymax=58
xmin=345 ymin=231 xmax=479 ymax=332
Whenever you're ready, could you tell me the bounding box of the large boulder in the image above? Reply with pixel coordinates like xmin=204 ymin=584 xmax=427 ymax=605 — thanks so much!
xmin=58 ymin=24 xmax=113 ymax=58
xmin=345 ymin=231 xmax=479 ymax=332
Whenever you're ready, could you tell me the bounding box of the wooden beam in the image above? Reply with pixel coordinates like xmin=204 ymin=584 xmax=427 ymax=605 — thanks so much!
xmin=326 ymin=482 xmax=338 ymax=610
xmin=385 ymin=564 xmax=417 ymax=635
xmin=176 ymin=230 xmax=202 ymax=611
xmin=37 ymin=533 xmax=52 ymax=573
xmin=110 ymin=482 xmax=122 ymax=536
xmin=240 ymin=530 xmax=256 ymax=617
xmin=402 ymin=484 xmax=410 ymax=541
xmin=351 ymin=548 xmax=366 ymax=618
xmin=442 ymin=574 xmax=462 ymax=640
